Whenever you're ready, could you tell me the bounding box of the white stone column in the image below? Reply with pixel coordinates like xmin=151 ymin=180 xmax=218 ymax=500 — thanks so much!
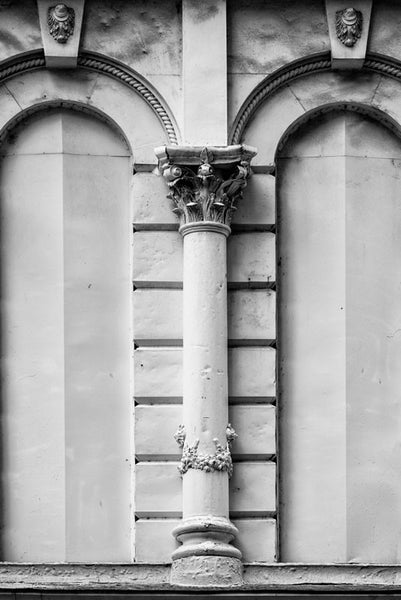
xmin=155 ymin=145 xmax=256 ymax=587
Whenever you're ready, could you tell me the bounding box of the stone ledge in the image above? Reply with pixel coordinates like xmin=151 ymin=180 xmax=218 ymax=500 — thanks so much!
xmin=0 ymin=563 xmax=401 ymax=591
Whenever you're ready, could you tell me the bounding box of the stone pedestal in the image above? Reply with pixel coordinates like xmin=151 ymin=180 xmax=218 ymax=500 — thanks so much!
xmin=156 ymin=144 xmax=256 ymax=586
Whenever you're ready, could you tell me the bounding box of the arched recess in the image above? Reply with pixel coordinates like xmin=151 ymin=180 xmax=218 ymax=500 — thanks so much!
xmin=232 ymin=60 xmax=401 ymax=564
xmin=0 ymin=51 xmax=178 ymax=161
xmin=0 ymin=105 xmax=133 ymax=562
xmin=231 ymin=53 xmax=401 ymax=167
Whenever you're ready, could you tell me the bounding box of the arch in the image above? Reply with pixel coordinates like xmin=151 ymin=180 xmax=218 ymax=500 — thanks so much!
xmin=230 ymin=53 xmax=401 ymax=164
xmin=0 ymin=50 xmax=179 ymax=160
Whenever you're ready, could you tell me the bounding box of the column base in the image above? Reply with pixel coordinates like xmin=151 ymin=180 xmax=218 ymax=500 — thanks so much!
xmin=170 ymin=555 xmax=243 ymax=588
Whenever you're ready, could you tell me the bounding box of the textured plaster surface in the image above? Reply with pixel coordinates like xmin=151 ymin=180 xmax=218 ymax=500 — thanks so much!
xmin=0 ymin=0 xmax=41 ymax=61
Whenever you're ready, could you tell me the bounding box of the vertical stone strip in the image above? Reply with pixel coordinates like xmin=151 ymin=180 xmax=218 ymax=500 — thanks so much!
xmin=155 ymin=144 xmax=256 ymax=586
xmin=182 ymin=0 xmax=227 ymax=145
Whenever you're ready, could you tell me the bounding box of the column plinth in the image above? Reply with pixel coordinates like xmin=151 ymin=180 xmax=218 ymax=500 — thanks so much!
xmin=155 ymin=144 xmax=256 ymax=587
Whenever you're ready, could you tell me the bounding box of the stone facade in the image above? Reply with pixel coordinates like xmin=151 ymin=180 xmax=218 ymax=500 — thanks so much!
xmin=0 ymin=0 xmax=400 ymax=594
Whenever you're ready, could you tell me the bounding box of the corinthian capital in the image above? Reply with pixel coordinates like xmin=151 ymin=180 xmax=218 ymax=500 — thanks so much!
xmin=155 ymin=145 xmax=256 ymax=229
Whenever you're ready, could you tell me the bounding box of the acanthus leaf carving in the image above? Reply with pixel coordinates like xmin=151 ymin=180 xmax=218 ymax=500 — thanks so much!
xmin=48 ymin=4 xmax=75 ymax=44
xmin=335 ymin=7 xmax=362 ymax=47
xmin=160 ymin=147 xmax=252 ymax=227
xmin=174 ymin=423 xmax=238 ymax=477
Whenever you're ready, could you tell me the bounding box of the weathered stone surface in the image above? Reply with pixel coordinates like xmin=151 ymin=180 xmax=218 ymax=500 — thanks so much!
xmin=134 ymin=346 xmax=276 ymax=401
xmin=182 ymin=0 xmax=227 ymax=145
xmin=228 ymin=0 xmax=329 ymax=75
xmin=242 ymin=85 xmax=305 ymax=167
xmin=134 ymin=289 xmax=276 ymax=343
xmin=135 ymin=404 xmax=275 ymax=460
xmin=228 ymin=347 xmax=276 ymax=398
xmin=133 ymin=347 xmax=182 ymax=398
xmin=135 ymin=517 xmax=276 ymax=564
xmin=132 ymin=172 xmax=177 ymax=227
xmin=0 ymin=0 xmax=41 ymax=61
xmin=233 ymin=518 xmax=276 ymax=562
xmin=170 ymin=555 xmax=243 ymax=587
xmin=228 ymin=290 xmax=276 ymax=342
xmin=135 ymin=519 xmax=180 ymax=563
xmin=133 ymin=289 xmax=183 ymax=343
xmin=228 ymin=232 xmax=275 ymax=284
xmin=368 ymin=0 xmax=401 ymax=62
xmin=135 ymin=462 xmax=182 ymax=517
xmin=133 ymin=231 xmax=182 ymax=283
xmin=82 ymin=0 xmax=181 ymax=76
xmin=230 ymin=462 xmax=276 ymax=515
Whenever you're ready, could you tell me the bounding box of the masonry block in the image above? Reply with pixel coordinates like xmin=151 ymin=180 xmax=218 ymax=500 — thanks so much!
xmin=230 ymin=462 xmax=276 ymax=516
xmin=228 ymin=232 xmax=275 ymax=284
xmin=133 ymin=231 xmax=182 ymax=284
xmin=134 ymin=289 xmax=276 ymax=343
xmin=132 ymin=172 xmax=177 ymax=227
xmin=135 ymin=519 xmax=180 ymax=563
xmin=228 ymin=290 xmax=276 ymax=342
xmin=134 ymin=346 xmax=276 ymax=401
xmin=135 ymin=404 xmax=276 ymax=460
xmin=228 ymin=347 xmax=276 ymax=398
xmin=232 ymin=518 xmax=276 ymax=562
xmin=134 ymin=347 xmax=182 ymax=399
xmin=231 ymin=174 xmax=275 ymax=226
xmin=135 ymin=462 xmax=181 ymax=518
xmin=230 ymin=405 xmax=275 ymax=458
xmin=133 ymin=289 xmax=183 ymax=343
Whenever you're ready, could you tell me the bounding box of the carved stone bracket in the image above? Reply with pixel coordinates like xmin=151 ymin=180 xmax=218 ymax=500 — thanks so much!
xmin=174 ymin=424 xmax=238 ymax=477
xmin=155 ymin=144 xmax=256 ymax=230
xmin=37 ymin=0 xmax=85 ymax=68
xmin=325 ymin=0 xmax=372 ymax=70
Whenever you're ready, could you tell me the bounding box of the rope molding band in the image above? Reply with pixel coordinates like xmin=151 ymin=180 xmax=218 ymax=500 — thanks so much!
xmin=0 ymin=51 xmax=178 ymax=145
xmin=230 ymin=53 xmax=401 ymax=145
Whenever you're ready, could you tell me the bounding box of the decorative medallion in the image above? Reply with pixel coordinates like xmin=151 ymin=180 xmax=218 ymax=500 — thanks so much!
xmin=174 ymin=423 xmax=238 ymax=477
xmin=48 ymin=4 xmax=75 ymax=43
xmin=335 ymin=7 xmax=363 ymax=47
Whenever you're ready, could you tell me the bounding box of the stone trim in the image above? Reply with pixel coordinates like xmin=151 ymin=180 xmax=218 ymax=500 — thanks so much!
xmin=0 ymin=50 xmax=178 ymax=145
xmin=0 ymin=563 xmax=400 ymax=591
xmin=230 ymin=52 xmax=401 ymax=144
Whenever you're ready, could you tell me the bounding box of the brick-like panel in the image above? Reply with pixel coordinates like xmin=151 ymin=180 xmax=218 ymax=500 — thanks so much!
xmin=231 ymin=174 xmax=275 ymax=227
xmin=132 ymin=172 xmax=177 ymax=227
xmin=133 ymin=347 xmax=182 ymax=399
xmin=135 ymin=404 xmax=276 ymax=460
xmin=133 ymin=289 xmax=182 ymax=343
xmin=228 ymin=346 xmax=276 ymax=398
xmin=135 ymin=519 xmax=180 ymax=563
xmin=134 ymin=517 xmax=276 ymax=564
xmin=132 ymin=231 xmax=275 ymax=286
xmin=135 ymin=462 xmax=275 ymax=518
xmin=230 ymin=462 xmax=276 ymax=516
xmin=134 ymin=289 xmax=276 ymax=344
xmin=228 ymin=232 xmax=275 ymax=284
xmin=228 ymin=289 xmax=276 ymax=342
xmin=135 ymin=462 xmax=181 ymax=518
xmin=134 ymin=346 xmax=276 ymax=401
xmin=233 ymin=518 xmax=277 ymax=563
xmin=133 ymin=231 xmax=182 ymax=284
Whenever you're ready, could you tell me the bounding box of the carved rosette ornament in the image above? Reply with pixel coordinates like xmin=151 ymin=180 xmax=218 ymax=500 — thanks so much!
xmin=48 ymin=4 xmax=75 ymax=43
xmin=336 ymin=7 xmax=362 ymax=47
xmin=155 ymin=144 xmax=256 ymax=231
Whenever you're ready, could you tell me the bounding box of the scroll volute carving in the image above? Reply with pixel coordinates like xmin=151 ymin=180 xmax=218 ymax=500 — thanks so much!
xmin=157 ymin=145 xmax=256 ymax=228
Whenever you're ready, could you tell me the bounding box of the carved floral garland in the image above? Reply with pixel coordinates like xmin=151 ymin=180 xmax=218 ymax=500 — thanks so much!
xmin=174 ymin=423 xmax=238 ymax=477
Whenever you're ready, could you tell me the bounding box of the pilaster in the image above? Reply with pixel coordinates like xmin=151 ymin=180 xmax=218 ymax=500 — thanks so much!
xmin=155 ymin=144 xmax=256 ymax=587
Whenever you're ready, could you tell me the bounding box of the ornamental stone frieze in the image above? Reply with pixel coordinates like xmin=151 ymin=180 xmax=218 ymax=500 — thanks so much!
xmin=155 ymin=144 xmax=256 ymax=586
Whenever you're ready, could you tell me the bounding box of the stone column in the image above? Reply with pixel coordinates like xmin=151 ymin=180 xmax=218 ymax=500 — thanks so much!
xmin=155 ymin=145 xmax=256 ymax=587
